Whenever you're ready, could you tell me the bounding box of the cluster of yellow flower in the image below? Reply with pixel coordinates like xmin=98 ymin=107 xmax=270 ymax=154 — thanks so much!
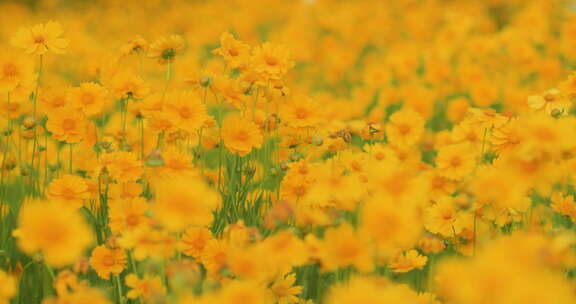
xmin=2 ymin=0 xmax=576 ymax=303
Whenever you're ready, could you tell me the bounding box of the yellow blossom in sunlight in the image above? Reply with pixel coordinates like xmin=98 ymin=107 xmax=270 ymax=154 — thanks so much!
xmin=11 ymin=21 xmax=69 ymax=55
xmin=389 ymin=249 xmax=427 ymax=273
xmin=148 ymin=35 xmax=185 ymax=64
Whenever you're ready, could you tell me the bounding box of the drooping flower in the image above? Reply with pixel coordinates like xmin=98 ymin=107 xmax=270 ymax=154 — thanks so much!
xmin=147 ymin=35 xmax=185 ymax=64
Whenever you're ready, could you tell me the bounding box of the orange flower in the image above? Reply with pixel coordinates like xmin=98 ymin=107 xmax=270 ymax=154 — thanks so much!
xmin=164 ymin=91 xmax=208 ymax=134
xmin=108 ymin=71 xmax=150 ymax=100
xmin=120 ymin=36 xmax=149 ymax=57
xmin=251 ymin=42 xmax=294 ymax=81
xmin=0 ymin=52 xmax=35 ymax=94
xmin=13 ymin=201 xmax=92 ymax=267
xmin=125 ymin=274 xmax=166 ymax=301
xmin=89 ymin=245 xmax=127 ymax=279
xmin=147 ymin=35 xmax=185 ymax=64
xmin=108 ymin=197 xmax=149 ymax=234
xmin=153 ymin=176 xmax=221 ymax=232
xmin=180 ymin=227 xmax=213 ymax=259
xmin=47 ymin=174 xmax=89 ymax=209
xmin=222 ymin=114 xmax=263 ymax=156
xmin=212 ymin=31 xmax=251 ymax=69
xmin=390 ymin=249 xmax=428 ymax=273
xmin=100 ymin=151 xmax=143 ymax=182
xmin=11 ymin=20 xmax=69 ymax=55
xmin=435 ymin=143 xmax=476 ymax=180
xmin=46 ymin=107 xmax=87 ymax=143
xmin=69 ymin=82 xmax=109 ymax=116
xmin=386 ymin=108 xmax=425 ymax=148
xmin=320 ymin=224 xmax=374 ymax=272
xmin=282 ymin=95 xmax=321 ymax=129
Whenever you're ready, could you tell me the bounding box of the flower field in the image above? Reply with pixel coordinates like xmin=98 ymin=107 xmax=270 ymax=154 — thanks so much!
xmin=2 ymin=0 xmax=576 ymax=303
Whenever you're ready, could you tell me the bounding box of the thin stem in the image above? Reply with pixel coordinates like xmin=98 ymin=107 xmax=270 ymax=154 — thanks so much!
xmin=68 ymin=143 xmax=73 ymax=173
xmin=115 ymin=274 xmax=124 ymax=303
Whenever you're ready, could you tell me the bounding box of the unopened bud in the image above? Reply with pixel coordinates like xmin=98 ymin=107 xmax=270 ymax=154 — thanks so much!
xmin=146 ymin=149 xmax=165 ymax=167
xmin=311 ymin=135 xmax=323 ymax=147
xmin=23 ymin=117 xmax=36 ymax=130
xmin=200 ymin=76 xmax=212 ymax=88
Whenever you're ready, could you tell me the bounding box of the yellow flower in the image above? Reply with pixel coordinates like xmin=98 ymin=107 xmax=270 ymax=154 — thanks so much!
xmin=46 ymin=174 xmax=89 ymax=209
xmin=120 ymin=36 xmax=149 ymax=57
xmin=269 ymin=273 xmax=302 ymax=304
xmin=435 ymin=143 xmax=476 ymax=180
xmin=386 ymin=108 xmax=425 ymax=148
xmin=0 ymin=270 xmax=16 ymax=304
xmin=200 ymin=239 xmax=229 ymax=278
xmin=222 ymin=114 xmax=263 ymax=156
xmin=527 ymin=89 xmax=570 ymax=115
xmin=69 ymin=82 xmax=109 ymax=116
xmin=217 ymin=280 xmax=269 ymax=304
xmin=13 ymin=201 xmax=92 ymax=267
xmin=108 ymin=197 xmax=149 ymax=234
xmin=320 ymin=224 xmax=374 ymax=272
xmin=11 ymin=20 xmax=69 ymax=55
xmin=0 ymin=52 xmax=35 ymax=94
xmin=147 ymin=35 xmax=185 ymax=64
xmin=108 ymin=71 xmax=150 ymax=100
xmin=89 ymin=245 xmax=127 ymax=279
xmin=164 ymin=90 xmax=209 ymax=134
xmin=251 ymin=42 xmax=294 ymax=80
xmin=550 ymin=192 xmax=576 ymax=221
xmin=424 ymin=197 xmax=464 ymax=237
xmin=46 ymin=107 xmax=87 ymax=143
xmin=100 ymin=151 xmax=143 ymax=182
xmin=282 ymin=95 xmax=321 ymax=129
xmin=153 ymin=176 xmax=221 ymax=232
xmin=212 ymin=31 xmax=251 ymax=69
xmin=180 ymin=227 xmax=213 ymax=259
xmin=390 ymin=249 xmax=428 ymax=273
xmin=125 ymin=274 xmax=166 ymax=302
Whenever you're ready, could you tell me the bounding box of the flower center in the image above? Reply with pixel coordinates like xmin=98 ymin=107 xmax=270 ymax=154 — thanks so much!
xmin=34 ymin=36 xmax=46 ymax=44
xmin=81 ymin=93 xmax=95 ymax=105
xmin=450 ymin=157 xmax=462 ymax=167
xmin=102 ymin=255 xmax=116 ymax=267
xmin=265 ymin=56 xmax=278 ymax=66
xmin=162 ymin=48 xmax=176 ymax=60
xmin=126 ymin=214 xmax=139 ymax=226
xmin=234 ymin=131 xmax=249 ymax=141
xmin=228 ymin=48 xmax=239 ymax=57
xmin=397 ymin=124 xmax=411 ymax=135
xmin=179 ymin=107 xmax=191 ymax=119
xmin=62 ymin=119 xmax=76 ymax=131
xmin=3 ymin=63 xmax=17 ymax=77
